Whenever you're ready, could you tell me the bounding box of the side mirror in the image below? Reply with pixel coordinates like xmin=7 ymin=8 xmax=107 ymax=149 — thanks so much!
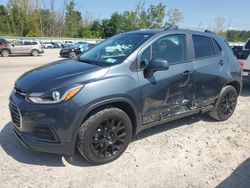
xmin=11 ymin=44 xmax=14 ymax=47
xmin=144 ymin=58 xmax=169 ymax=78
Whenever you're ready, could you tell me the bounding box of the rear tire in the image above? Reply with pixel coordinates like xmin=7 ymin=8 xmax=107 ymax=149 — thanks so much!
xmin=1 ymin=49 xmax=10 ymax=57
xmin=77 ymin=107 xmax=132 ymax=165
xmin=31 ymin=50 xmax=39 ymax=56
xmin=69 ymin=52 xmax=77 ymax=59
xmin=209 ymin=85 xmax=238 ymax=121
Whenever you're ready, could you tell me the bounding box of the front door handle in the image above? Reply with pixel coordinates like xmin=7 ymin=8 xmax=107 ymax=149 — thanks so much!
xmin=219 ymin=60 xmax=224 ymax=65
xmin=182 ymin=70 xmax=192 ymax=76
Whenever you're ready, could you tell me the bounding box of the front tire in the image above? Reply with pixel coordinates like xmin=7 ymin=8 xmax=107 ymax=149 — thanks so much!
xmin=209 ymin=85 xmax=238 ymax=121
xmin=77 ymin=107 xmax=132 ymax=165
xmin=1 ymin=49 xmax=10 ymax=57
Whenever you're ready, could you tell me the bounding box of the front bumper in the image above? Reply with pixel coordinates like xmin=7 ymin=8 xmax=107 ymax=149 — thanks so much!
xmin=39 ymin=49 xmax=44 ymax=54
xmin=12 ymin=125 xmax=74 ymax=154
xmin=9 ymin=92 xmax=83 ymax=155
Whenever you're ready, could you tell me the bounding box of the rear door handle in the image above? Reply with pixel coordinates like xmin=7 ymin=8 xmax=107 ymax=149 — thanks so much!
xmin=219 ymin=60 xmax=224 ymax=65
xmin=182 ymin=70 xmax=192 ymax=76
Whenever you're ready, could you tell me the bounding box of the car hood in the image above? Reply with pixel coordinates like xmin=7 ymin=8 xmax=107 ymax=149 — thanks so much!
xmin=15 ymin=59 xmax=109 ymax=92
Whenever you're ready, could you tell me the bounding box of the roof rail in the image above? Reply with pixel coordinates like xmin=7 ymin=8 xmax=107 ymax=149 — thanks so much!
xmin=204 ymin=29 xmax=215 ymax=34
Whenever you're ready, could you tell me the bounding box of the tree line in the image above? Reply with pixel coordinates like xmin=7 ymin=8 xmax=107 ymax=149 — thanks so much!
xmin=0 ymin=0 xmax=183 ymax=39
xmin=0 ymin=0 xmax=250 ymax=42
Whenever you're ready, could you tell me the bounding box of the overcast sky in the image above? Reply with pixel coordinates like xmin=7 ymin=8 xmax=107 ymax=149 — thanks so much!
xmin=0 ymin=0 xmax=249 ymax=30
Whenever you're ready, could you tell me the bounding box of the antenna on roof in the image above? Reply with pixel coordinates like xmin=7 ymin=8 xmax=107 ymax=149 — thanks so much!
xmin=204 ymin=29 xmax=215 ymax=34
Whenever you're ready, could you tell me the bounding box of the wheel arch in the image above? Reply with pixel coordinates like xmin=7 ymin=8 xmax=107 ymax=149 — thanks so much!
xmin=225 ymin=80 xmax=242 ymax=96
xmin=71 ymin=97 xmax=141 ymax=153
xmin=81 ymin=98 xmax=140 ymax=136
xmin=1 ymin=48 xmax=11 ymax=54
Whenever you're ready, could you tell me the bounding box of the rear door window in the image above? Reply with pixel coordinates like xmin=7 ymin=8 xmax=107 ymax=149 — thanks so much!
xmin=193 ymin=35 xmax=215 ymax=58
xmin=24 ymin=41 xmax=32 ymax=45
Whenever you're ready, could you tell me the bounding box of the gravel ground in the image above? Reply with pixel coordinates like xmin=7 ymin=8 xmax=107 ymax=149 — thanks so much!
xmin=0 ymin=49 xmax=249 ymax=188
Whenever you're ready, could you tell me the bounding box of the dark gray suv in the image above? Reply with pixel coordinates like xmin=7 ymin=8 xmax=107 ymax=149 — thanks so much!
xmin=9 ymin=29 xmax=242 ymax=164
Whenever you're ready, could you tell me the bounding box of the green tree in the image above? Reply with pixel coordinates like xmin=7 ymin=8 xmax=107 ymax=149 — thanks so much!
xmin=101 ymin=19 xmax=113 ymax=38
xmin=90 ymin=20 xmax=102 ymax=38
xmin=122 ymin=11 xmax=137 ymax=31
xmin=147 ymin=4 xmax=166 ymax=28
xmin=8 ymin=0 xmax=30 ymax=36
xmin=65 ymin=0 xmax=82 ymax=37
xmin=166 ymin=8 xmax=183 ymax=28
xmin=0 ymin=5 xmax=12 ymax=34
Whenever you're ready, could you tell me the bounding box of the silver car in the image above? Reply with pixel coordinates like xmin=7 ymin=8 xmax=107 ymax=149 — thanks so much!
xmin=1 ymin=40 xmax=44 ymax=57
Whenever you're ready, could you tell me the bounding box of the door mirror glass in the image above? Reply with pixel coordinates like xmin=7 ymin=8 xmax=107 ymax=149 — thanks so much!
xmin=144 ymin=58 xmax=169 ymax=78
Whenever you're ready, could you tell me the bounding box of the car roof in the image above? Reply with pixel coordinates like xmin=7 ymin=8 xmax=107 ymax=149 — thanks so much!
xmin=126 ymin=28 xmax=221 ymax=39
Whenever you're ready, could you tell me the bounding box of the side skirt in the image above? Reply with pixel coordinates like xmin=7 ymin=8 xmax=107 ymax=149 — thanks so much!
xmin=137 ymin=105 xmax=214 ymax=134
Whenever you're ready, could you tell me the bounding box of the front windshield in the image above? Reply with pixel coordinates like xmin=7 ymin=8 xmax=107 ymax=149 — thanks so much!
xmin=79 ymin=33 xmax=152 ymax=65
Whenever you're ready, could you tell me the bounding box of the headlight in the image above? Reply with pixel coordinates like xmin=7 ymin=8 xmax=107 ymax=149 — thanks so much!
xmin=27 ymin=85 xmax=83 ymax=104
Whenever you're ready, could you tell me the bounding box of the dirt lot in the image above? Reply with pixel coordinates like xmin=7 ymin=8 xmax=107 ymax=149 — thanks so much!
xmin=0 ymin=49 xmax=249 ymax=188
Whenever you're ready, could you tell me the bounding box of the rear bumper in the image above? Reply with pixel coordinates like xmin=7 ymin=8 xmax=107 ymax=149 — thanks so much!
xmin=243 ymin=69 xmax=250 ymax=81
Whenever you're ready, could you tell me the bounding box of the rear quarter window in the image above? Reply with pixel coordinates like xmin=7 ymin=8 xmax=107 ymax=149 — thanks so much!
xmin=193 ymin=35 xmax=215 ymax=58
xmin=212 ymin=39 xmax=222 ymax=55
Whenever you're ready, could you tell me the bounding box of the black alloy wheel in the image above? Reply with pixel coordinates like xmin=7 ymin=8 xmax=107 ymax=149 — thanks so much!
xmin=217 ymin=89 xmax=237 ymax=120
xmin=209 ymin=85 xmax=238 ymax=121
xmin=90 ymin=118 xmax=127 ymax=158
xmin=77 ymin=107 xmax=132 ymax=165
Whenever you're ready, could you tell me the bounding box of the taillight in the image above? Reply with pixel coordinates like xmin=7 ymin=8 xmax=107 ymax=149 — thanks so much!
xmin=238 ymin=60 xmax=244 ymax=69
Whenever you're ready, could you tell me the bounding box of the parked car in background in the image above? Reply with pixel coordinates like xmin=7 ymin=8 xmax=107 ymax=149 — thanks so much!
xmin=1 ymin=40 xmax=44 ymax=57
xmin=0 ymin=38 xmax=8 ymax=51
xmin=60 ymin=42 xmax=94 ymax=59
xmin=231 ymin=45 xmax=244 ymax=58
xmin=42 ymin=42 xmax=53 ymax=49
xmin=9 ymin=29 xmax=242 ymax=165
xmin=232 ymin=39 xmax=250 ymax=79
xmin=50 ymin=42 xmax=61 ymax=48
xmin=238 ymin=56 xmax=250 ymax=79
xmin=61 ymin=41 xmax=74 ymax=48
